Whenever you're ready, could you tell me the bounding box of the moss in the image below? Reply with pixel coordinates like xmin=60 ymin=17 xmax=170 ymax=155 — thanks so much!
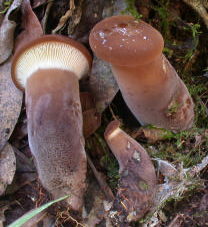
xmin=122 ymin=0 xmax=143 ymax=19
xmin=0 ymin=0 xmax=13 ymax=14
xmin=101 ymin=154 xmax=119 ymax=192
xmin=138 ymin=181 xmax=149 ymax=191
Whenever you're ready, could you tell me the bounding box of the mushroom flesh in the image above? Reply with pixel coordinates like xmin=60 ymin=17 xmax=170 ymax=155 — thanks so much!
xmin=104 ymin=120 xmax=157 ymax=225
xmin=89 ymin=15 xmax=195 ymax=132
xmin=11 ymin=35 xmax=91 ymax=211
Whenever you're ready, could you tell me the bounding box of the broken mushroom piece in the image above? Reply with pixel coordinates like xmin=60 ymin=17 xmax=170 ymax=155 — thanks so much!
xmin=11 ymin=35 xmax=91 ymax=211
xmin=104 ymin=120 xmax=156 ymax=226
xmin=89 ymin=15 xmax=195 ymax=132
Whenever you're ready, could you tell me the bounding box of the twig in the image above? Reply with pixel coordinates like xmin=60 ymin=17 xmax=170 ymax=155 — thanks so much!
xmin=168 ymin=213 xmax=184 ymax=227
xmin=186 ymin=154 xmax=208 ymax=179
xmin=184 ymin=214 xmax=201 ymax=226
xmin=41 ymin=1 xmax=54 ymax=34
xmin=182 ymin=0 xmax=208 ymax=28
xmin=86 ymin=154 xmax=115 ymax=201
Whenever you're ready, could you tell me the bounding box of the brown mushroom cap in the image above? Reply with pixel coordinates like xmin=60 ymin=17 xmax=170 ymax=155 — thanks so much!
xmin=11 ymin=35 xmax=92 ymax=91
xmin=89 ymin=15 xmax=164 ymax=66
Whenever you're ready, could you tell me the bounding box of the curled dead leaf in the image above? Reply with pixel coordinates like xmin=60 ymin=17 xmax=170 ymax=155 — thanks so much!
xmin=80 ymin=92 xmax=101 ymax=138
xmin=0 ymin=57 xmax=23 ymax=151
xmin=80 ymin=92 xmax=95 ymax=112
xmin=83 ymin=175 xmax=107 ymax=227
xmin=132 ymin=126 xmax=173 ymax=143
xmin=14 ymin=0 xmax=43 ymax=53
xmin=32 ymin=0 xmax=49 ymax=8
xmin=152 ymin=158 xmax=178 ymax=179
xmin=89 ymin=56 xmax=119 ymax=113
xmin=0 ymin=0 xmax=22 ymax=64
xmin=0 ymin=143 xmax=16 ymax=196
xmin=83 ymin=109 xmax=101 ymax=138
xmin=0 ymin=201 xmax=10 ymax=225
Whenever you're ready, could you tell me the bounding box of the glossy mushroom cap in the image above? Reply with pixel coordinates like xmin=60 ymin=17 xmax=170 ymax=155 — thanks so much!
xmin=11 ymin=35 xmax=91 ymax=91
xmin=89 ymin=15 xmax=164 ymax=66
xmin=90 ymin=16 xmax=194 ymax=132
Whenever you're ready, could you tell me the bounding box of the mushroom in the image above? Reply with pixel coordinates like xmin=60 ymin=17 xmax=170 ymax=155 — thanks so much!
xmin=11 ymin=35 xmax=91 ymax=211
xmin=104 ymin=120 xmax=156 ymax=225
xmin=89 ymin=15 xmax=195 ymax=132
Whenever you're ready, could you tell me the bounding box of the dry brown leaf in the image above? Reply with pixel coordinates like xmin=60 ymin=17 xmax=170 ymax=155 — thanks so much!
xmin=80 ymin=92 xmax=101 ymax=138
xmin=5 ymin=172 xmax=37 ymax=195
xmin=32 ymin=0 xmax=49 ymax=8
xmin=89 ymin=56 xmax=119 ymax=113
xmin=0 ymin=57 xmax=23 ymax=151
xmin=0 ymin=143 xmax=16 ymax=196
xmin=199 ymin=193 xmax=208 ymax=211
xmin=83 ymin=109 xmax=101 ymax=138
xmin=0 ymin=201 xmax=10 ymax=226
xmin=0 ymin=0 xmax=22 ymax=64
xmin=13 ymin=146 xmax=35 ymax=172
xmin=194 ymin=133 xmax=202 ymax=148
xmin=0 ymin=1 xmax=5 ymax=25
xmin=41 ymin=1 xmax=54 ymax=33
xmin=5 ymin=146 xmax=37 ymax=194
xmin=132 ymin=127 xmax=172 ymax=143
xmin=83 ymin=175 xmax=108 ymax=227
xmin=152 ymin=158 xmax=178 ymax=178
xmin=80 ymin=92 xmax=95 ymax=112
xmin=14 ymin=0 xmax=43 ymax=53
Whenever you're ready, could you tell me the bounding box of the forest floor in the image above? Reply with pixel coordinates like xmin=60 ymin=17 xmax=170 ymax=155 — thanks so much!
xmin=0 ymin=0 xmax=208 ymax=226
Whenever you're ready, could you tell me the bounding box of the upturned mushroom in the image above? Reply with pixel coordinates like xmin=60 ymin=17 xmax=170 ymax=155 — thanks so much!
xmin=11 ymin=35 xmax=91 ymax=211
xmin=89 ymin=15 xmax=195 ymax=132
xmin=104 ymin=120 xmax=156 ymax=226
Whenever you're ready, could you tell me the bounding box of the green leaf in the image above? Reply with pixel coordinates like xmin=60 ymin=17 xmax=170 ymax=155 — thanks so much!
xmin=8 ymin=195 xmax=70 ymax=227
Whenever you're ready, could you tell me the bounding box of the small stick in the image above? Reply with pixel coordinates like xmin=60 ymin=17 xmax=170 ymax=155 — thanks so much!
xmin=86 ymin=154 xmax=115 ymax=201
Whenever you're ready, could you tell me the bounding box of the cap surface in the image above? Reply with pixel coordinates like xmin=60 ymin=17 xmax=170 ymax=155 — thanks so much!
xmin=104 ymin=119 xmax=121 ymax=139
xmin=11 ymin=35 xmax=92 ymax=91
xmin=89 ymin=15 xmax=164 ymax=66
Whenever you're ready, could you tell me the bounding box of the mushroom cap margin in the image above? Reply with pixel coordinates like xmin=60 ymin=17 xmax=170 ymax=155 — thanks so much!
xmin=11 ymin=35 xmax=92 ymax=91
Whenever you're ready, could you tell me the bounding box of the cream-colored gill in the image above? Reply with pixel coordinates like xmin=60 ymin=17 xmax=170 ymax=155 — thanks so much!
xmin=14 ymin=42 xmax=90 ymax=88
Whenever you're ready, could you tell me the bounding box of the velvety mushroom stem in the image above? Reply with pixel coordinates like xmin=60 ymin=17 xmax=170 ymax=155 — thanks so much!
xmin=89 ymin=15 xmax=195 ymax=132
xmin=26 ymin=69 xmax=86 ymax=211
xmin=11 ymin=35 xmax=92 ymax=211
xmin=104 ymin=120 xmax=156 ymax=225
